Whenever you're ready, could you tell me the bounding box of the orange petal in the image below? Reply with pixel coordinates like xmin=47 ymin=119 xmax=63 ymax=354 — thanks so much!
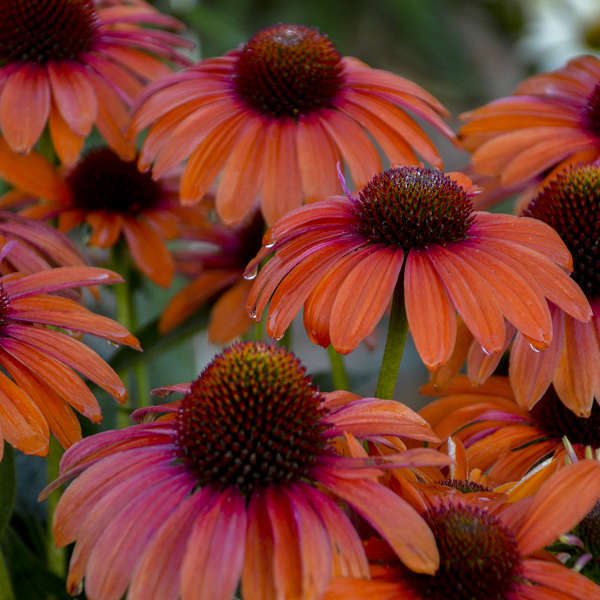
xmin=0 ymin=65 xmax=50 ymax=152
xmin=405 ymin=250 xmax=456 ymax=369
xmin=87 ymin=212 xmax=123 ymax=248
xmin=516 ymin=460 xmax=600 ymax=556
xmin=297 ymin=113 xmax=342 ymax=202
xmin=216 ymin=118 xmax=265 ymax=225
xmin=330 ymin=248 xmax=404 ymax=354
xmin=122 ymin=218 xmax=174 ymax=287
xmin=208 ymin=279 xmax=253 ymax=344
xmin=260 ymin=118 xmax=303 ymax=225
xmin=49 ymin=99 xmax=84 ymax=166
xmin=48 ymin=62 xmax=97 ymax=137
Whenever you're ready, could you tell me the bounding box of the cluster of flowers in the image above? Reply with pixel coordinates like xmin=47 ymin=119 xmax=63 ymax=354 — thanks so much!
xmin=0 ymin=1 xmax=599 ymax=599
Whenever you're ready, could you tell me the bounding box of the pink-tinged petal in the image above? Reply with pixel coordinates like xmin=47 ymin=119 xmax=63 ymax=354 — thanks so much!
xmin=0 ymin=137 xmax=64 ymax=201
xmin=427 ymin=244 xmax=506 ymax=354
xmin=521 ymin=559 xmax=600 ymax=599
xmin=317 ymin=468 xmax=439 ymax=574
xmin=0 ymin=343 xmax=103 ymax=422
xmin=2 ymin=266 xmax=122 ymax=299
xmin=326 ymin=398 xmax=438 ymax=442
xmin=330 ymin=247 xmax=404 ymax=354
xmin=53 ymin=448 xmax=175 ymax=545
xmin=510 ymin=309 xmax=564 ymax=410
xmin=48 ymin=62 xmax=97 ymax=136
xmin=3 ymin=325 xmax=127 ymax=402
xmin=283 ymin=483 xmax=332 ymax=599
xmin=304 ymin=246 xmax=373 ymax=348
xmin=553 ymin=316 xmax=600 ymax=417
xmin=242 ymin=490 xmax=277 ymax=600
xmin=514 ymin=582 xmax=578 ymax=600
xmin=216 ymin=118 xmax=265 ymax=225
xmin=180 ymin=487 xmax=247 ymax=600
xmin=318 ymin=108 xmax=381 ymax=189
xmin=261 ymin=118 xmax=303 ymax=225
xmin=180 ymin=112 xmax=247 ymax=205
xmin=79 ymin=472 xmax=192 ymax=600
xmin=128 ymin=487 xmax=219 ymax=600
xmin=0 ymin=65 xmax=50 ymax=152
xmin=297 ymin=113 xmax=342 ymax=202
xmin=266 ymin=486 xmax=303 ymax=599
xmin=516 ymin=460 xmax=600 ymax=556
xmin=404 ymin=250 xmax=456 ymax=369
xmin=302 ymin=485 xmax=369 ymax=579
xmin=62 ymin=460 xmax=180 ymax=593
xmin=453 ymin=243 xmax=552 ymax=344
xmin=122 ymin=218 xmax=174 ymax=287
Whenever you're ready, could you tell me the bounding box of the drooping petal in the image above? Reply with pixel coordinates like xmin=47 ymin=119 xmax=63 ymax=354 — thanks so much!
xmin=181 ymin=486 xmax=247 ymax=600
xmin=404 ymin=250 xmax=456 ymax=369
xmin=0 ymin=65 xmax=50 ymax=152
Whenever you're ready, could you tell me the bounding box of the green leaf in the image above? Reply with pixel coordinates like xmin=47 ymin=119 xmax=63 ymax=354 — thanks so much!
xmin=0 ymin=445 xmax=15 ymax=540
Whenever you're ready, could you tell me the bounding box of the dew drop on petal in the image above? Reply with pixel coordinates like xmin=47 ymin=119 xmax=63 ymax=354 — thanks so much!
xmin=244 ymin=267 xmax=257 ymax=280
xmin=528 ymin=343 xmax=541 ymax=353
xmin=264 ymin=241 xmax=275 ymax=248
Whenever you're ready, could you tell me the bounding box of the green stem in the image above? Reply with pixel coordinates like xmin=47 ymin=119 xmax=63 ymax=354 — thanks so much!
xmin=375 ymin=280 xmax=408 ymax=399
xmin=0 ymin=550 xmax=14 ymax=600
xmin=113 ymin=247 xmax=150 ymax=421
xmin=45 ymin=439 xmax=65 ymax=580
xmin=278 ymin=327 xmax=292 ymax=350
xmin=327 ymin=346 xmax=349 ymax=391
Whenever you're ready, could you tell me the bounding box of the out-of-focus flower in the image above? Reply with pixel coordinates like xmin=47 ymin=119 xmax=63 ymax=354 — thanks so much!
xmin=44 ymin=342 xmax=451 ymax=600
xmin=159 ymin=209 xmax=264 ymax=342
xmin=0 ymin=142 xmax=204 ymax=287
xmin=247 ymin=166 xmax=589 ymax=366
xmin=0 ymin=0 xmax=193 ymax=164
xmin=130 ymin=23 xmax=456 ymax=226
xmin=519 ymin=0 xmax=600 ymax=71
xmin=0 ymin=265 xmax=139 ymax=459
xmin=459 ymin=55 xmax=600 ymax=202
xmin=324 ymin=460 xmax=600 ymax=600
xmin=420 ymin=375 xmax=600 ymax=483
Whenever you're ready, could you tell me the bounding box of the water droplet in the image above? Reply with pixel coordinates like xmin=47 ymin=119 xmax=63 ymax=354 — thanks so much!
xmin=480 ymin=347 xmax=491 ymax=356
xmin=528 ymin=343 xmax=541 ymax=353
xmin=244 ymin=267 xmax=257 ymax=280
xmin=249 ymin=310 xmax=257 ymax=320
xmin=264 ymin=241 xmax=275 ymax=248
xmin=272 ymin=334 xmax=283 ymax=341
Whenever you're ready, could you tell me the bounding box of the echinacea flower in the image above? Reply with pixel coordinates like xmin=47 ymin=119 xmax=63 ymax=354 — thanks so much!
xmin=0 ymin=0 xmax=192 ymax=164
xmin=0 ymin=265 xmax=139 ymax=459
xmin=420 ymin=375 xmax=600 ymax=483
xmin=325 ymin=460 xmax=600 ymax=600
xmin=130 ymin=23 xmax=455 ymax=225
xmin=159 ymin=209 xmax=264 ymax=342
xmin=459 ymin=54 xmax=600 ymax=197
xmin=0 ymin=142 xmax=203 ymax=287
xmin=247 ymin=166 xmax=590 ymax=368
xmin=44 ymin=341 xmax=452 ymax=600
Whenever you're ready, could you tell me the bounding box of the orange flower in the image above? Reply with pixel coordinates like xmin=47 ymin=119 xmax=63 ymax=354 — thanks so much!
xmin=441 ymin=164 xmax=600 ymax=417
xmin=459 ymin=55 xmax=600 ymax=198
xmin=325 ymin=461 xmax=600 ymax=600
xmin=0 ymin=265 xmax=139 ymax=459
xmin=130 ymin=23 xmax=455 ymax=225
xmin=159 ymin=210 xmax=264 ymax=342
xmin=43 ymin=342 xmax=450 ymax=599
xmin=0 ymin=141 xmax=204 ymax=287
xmin=247 ymin=166 xmax=589 ymax=366
xmin=419 ymin=375 xmax=600 ymax=483
xmin=0 ymin=0 xmax=192 ymax=164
